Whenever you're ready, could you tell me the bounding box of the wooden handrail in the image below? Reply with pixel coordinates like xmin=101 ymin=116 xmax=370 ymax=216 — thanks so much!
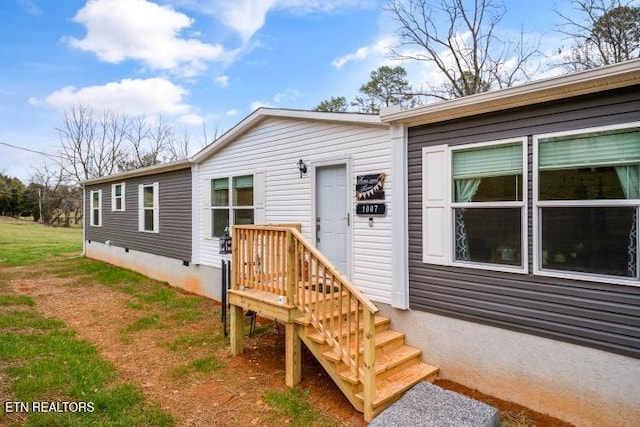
xmin=232 ymin=224 xmax=378 ymax=403
xmin=288 ymin=228 xmax=378 ymax=314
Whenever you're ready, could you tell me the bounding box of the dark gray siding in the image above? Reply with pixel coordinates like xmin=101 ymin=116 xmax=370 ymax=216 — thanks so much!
xmin=407 ymin=87 xmax=640 ymax=358
xmin=85 ymin=168 xmax=192 ymax=261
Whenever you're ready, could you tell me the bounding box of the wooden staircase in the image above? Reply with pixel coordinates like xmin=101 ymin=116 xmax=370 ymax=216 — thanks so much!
xmin=228 ymin=225 xmax=439 ymax=422
xmin=297 ymin=310 xmax=439 ymax=418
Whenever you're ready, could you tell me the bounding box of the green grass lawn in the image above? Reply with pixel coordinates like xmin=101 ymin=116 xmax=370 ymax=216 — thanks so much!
xmin=0 ymin=218 xmax=174 ymax=426
xmin=0 ymin=217 xmax=338 ymax=426
xmin=0 ymin=217 xmax=82 ymax=266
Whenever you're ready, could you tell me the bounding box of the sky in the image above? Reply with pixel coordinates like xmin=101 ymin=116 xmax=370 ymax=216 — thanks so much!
xmin=0 ymin=0 xmax=573 ymax=182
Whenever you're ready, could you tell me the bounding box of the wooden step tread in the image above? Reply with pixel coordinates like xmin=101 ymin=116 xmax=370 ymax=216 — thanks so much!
xmin=355 ymin=362 xmax=439 ymax=409
xmin=337 ymin=345 xmax=422 ymax=384
xmin=303 ymin=316 xmax=390 ymax=344
xmin=322 ymin=330 xmax=405 ymax=363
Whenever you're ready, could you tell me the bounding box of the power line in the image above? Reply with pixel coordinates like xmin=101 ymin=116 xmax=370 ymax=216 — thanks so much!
xmin=0 ymin=141 xmax=63 ymax=160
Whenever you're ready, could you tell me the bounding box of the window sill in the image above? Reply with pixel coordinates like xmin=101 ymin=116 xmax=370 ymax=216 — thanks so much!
xmin=138 ymin=230 xmax=159 ymax=234
xmin=450 ymin=260 xmax=528 ymax=275
xmin=534 ymin=267 xmax=640 ymax=287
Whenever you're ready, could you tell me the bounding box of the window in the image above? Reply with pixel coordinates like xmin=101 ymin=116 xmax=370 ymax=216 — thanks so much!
xmin=111 ymin=183 xmax=125 ymax=211
xmin=210 ymin=175 xmax=254 ymax=237
xmin=90 ymin=190 xmax=102 ymax=227
xmin=535 ymin=124 xmax=640 ymax=281
xmin=451 ymin=140 xmax=526 ymax=269
xmin=422 ymin=138 xmax=527 ymax=272
xmin=138 ymin=183 xmax=159 ymax=233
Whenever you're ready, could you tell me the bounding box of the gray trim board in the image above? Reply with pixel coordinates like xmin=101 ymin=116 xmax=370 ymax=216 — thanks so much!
xmin=407 ymin=87 xmax=640 ymax=359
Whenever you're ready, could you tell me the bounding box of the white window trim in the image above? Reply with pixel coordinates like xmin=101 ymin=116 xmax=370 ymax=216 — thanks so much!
xmin=422 ymin=137 xmax=528 ymax=274
xmin=533 ymin=121 xmax=640 ymax=287
xmin=209 ymin=174 xmax=256 ymax=239
xmin=210 ymin=177 xmax=230 ymax=239
xmin=138 ymin=183 xmax=159 ymax=233
xmin=90 ymin=189 xmax=102 ymax=227
xmin=111 ymin=182 xmax=125 ymax=212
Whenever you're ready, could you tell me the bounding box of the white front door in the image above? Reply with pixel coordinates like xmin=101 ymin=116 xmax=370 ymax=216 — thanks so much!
xmin=316 ymin=164 xmax=349 ymax=276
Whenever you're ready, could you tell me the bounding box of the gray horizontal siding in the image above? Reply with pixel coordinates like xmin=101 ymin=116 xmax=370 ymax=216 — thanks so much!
xmin=85 ymin=168 xmax=192 ymax=261
xmin=407 ymin=86 xmax=640 ymax=358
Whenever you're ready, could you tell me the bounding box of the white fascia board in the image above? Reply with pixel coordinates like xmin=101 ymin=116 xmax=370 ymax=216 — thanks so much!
xmin=380 ymin=59 xmax=640 ymax=126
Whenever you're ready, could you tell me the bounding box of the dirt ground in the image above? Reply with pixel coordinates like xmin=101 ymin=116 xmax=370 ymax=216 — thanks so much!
xmin=5 ymin=265 xmax=573 ymax=426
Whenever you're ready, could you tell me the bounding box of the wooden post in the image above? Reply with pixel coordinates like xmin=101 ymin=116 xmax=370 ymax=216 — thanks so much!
xmin=230 ymin=304 xmax=244 ymax=356
xmin=285 ymin=322 xmax=301 ymax=387
xmin=231 ymin=228 xmax=237 ymax=290
xmin=286 ymin=230 xmax=296 ymax=305
xmin=363 ymin=309 xmax=376 ymax=422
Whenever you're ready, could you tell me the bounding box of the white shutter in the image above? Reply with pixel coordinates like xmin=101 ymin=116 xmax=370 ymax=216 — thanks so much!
xmin=111 ymin=184 xmax=116 ymax=212
xmin=138 ymin=184 xmax=144 ymax=231
xmin=254 ymin=171 xmax=265 ymax=224
xmin=97 ymin=190 xmax=102 ymax=227
xmin=153 ymin=182 xmax=159 ymax=233
xmin=422 ymin=145 xmax=450 ymax=265
xmin=121 ymin=182 xmax=126 ymax=211
xmin=202 ymin=178 xmax=212 ymax=238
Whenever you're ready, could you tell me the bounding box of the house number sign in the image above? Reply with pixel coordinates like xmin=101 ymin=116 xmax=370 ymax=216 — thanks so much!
xmin=356 ymin=173 xmax=386 ymax=216
xmin=356 ymin=203 xmax=386 ymax=215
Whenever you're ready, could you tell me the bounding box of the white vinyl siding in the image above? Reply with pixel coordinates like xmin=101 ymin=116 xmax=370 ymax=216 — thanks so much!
xmin=196 ymin=118 xmax=391 ymax=303
xmin=138 ymin=183 xmax=159 ymax=233
xmin=111 ymin=182 xmax=125 ymax=211
xmin=90 ymin=190 xmax=102 ymax=227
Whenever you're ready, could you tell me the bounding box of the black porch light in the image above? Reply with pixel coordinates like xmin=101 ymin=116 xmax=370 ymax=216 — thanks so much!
xmin=297 ymin=159 xmax=307 ymax=178
xmin=219 ymin=227 xmax=232 ymax=254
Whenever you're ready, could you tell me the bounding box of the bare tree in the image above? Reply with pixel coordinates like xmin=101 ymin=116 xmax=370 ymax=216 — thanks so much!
xmin=199 ymin=120 xmax=221 ymax=149
xmin=29 ymin=162 xmax=64 ymax=226
xmin=166 ymin=126 xmax=192 ymax=161
xmin=386 ymin=0 xmax=541 ymax=100
xmin=56 ymin=105 xmax=130 ymax=182
xmin=556 ymin=0 xmax=640 ymax=70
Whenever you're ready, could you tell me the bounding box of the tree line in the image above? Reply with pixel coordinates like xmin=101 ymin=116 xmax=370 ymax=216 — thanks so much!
xmin=3 ymin=106 xmax=216 ymax=226
xmin=6 ymin=0 xmax=638 ymax=227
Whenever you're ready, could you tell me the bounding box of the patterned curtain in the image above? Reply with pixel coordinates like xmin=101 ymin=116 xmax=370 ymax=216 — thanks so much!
xmin=615 ymin=165 xmax=640 ymax=277
xmin=454 ymin=179 xmax=481 ymax=261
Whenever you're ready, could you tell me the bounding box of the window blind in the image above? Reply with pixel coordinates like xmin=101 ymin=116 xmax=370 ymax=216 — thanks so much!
xmin=453 ymin=142 xmax=523 ymax=179
xmin=539 ymin=128 xmax=640 ymax=170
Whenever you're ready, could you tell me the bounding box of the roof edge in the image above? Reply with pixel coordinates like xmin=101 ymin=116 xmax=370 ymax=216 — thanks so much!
xmin=380 ymin=59 xmax=640 ymax=126
xmin=81 ymin=158 xmax=192 ymax=186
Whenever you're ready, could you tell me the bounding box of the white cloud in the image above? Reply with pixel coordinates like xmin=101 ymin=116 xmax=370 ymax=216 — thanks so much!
xmin=273 ymin=88 xmax=301 ymax=104
xmin=216 ymin=0 xmax=277 ymax=44
xmin=332 ymin=37 xmax=394 ymax=68
xmin=30 ymin=78 xmax=193 ymax=117
xmin=215 ymin=75 xmax=230 ymax=88
xmin=66 ymin=0 xmax=225 ymax=75
xmin=225 ymin=109 xmax=239 ymax=116
xmin=181 ymin=0 xmax=375 ymax=43
xmin=18 ymin=0 xmax=41 ymax=15
xmin=250 ymin=100 xmax=274 ymax=111
xmin=178 ymin=113 xmax=205 ymax=125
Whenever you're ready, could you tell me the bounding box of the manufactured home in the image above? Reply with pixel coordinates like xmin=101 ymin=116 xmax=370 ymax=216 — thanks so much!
xmin=82 ymin=60 xmax=640 ymax=425
xmin=379 ymin=59 xmax=640 ymax=426
xmin=83 ymin=109 xmax=398 ymax=304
